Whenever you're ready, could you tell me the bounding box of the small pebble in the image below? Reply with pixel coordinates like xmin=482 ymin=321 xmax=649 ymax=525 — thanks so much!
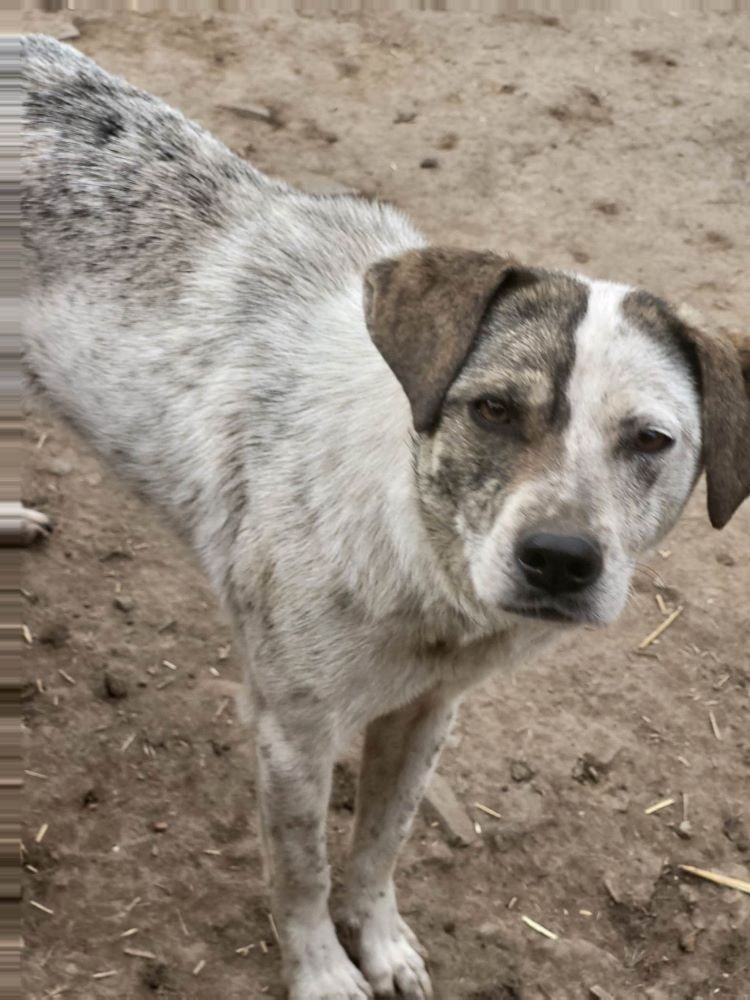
xmin=42 ymin=457 xmax=73 ymax=477
xmin=39 ymin=622 xmax=70 ymax=648
xmin=103 ymin=667 xmax=129 ymax=700
xmin=437 ymin=132 xmax=458 ymax=150
xmin=510 ymin=759 xmax=535 ymax=783
xmin=679 ymin=927 xmax=698 ymax=953
xmin=419 ymin=841 xmax=454 ymax=868
xmin=676 ymin=819 xmax=693 ymax=839
xmin=477 ymin=921 xmax=502 ymax=940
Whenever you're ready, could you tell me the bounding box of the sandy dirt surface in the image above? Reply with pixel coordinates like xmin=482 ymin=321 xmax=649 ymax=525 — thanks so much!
xmin=22 ymin=11 xmax=749 ymax=1000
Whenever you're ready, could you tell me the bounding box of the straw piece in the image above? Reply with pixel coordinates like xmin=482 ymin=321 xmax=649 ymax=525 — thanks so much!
xmin=521 ymin=915 xmax=558 ymax=941
xmin=30 ymin=900 xmax=54 ymax=915
xmin=214 ymin=697 xmax=230 ymax=719
xmin=644 ymin=797 xmax=675 ymax=815
xmin=678 ymin=865 xmax=750 ymax=896
xmin=474 ymin=801 xmax=503 ymax=820
xmin=123 ymin=947 xmax=157 ymax=960
xmin=637 ymin=605 xmax=683 ymax=650
xmin=708 ymin=710 xmax=722 ymax=741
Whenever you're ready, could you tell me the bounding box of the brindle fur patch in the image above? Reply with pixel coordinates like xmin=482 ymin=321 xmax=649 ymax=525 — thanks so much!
xmin=415 ymin=272 xmax=588 ymax=583
xmin=364 ymin=247 xmax=518 ymax=433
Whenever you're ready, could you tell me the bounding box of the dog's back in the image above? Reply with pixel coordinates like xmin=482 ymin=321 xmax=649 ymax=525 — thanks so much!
xmin=22 ymin=35 xmax=422 ymax=593
xmin=23 ymin=34 xmax=283 ymax=304
xmin=23 ymin=35 xmax=421 ymax=307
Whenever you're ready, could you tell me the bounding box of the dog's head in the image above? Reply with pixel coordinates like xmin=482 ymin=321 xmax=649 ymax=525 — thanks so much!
xmin=365 ymin=247 xmax=750 ymax=626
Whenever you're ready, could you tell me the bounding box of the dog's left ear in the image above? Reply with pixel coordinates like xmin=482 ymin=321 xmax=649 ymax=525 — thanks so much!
xmin=364 ymin=247 xmax=519 ymax=433
xmin=679 ymin=324 xmax=750 ymax=529
xmin=727 ymin=331 xmax=750 ymax=402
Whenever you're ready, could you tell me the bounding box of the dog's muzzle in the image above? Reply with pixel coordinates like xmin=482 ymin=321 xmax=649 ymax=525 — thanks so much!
xmin=501 ymin=531 xmax=604 ymax=623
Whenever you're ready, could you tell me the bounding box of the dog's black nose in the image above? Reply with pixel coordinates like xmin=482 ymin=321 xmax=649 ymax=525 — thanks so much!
xmin=516 ymin=532 xmax=603 ymax=595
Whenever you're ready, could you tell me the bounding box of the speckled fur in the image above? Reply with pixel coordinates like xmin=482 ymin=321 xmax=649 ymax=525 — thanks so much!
xmin=22 ymin=35 xmax=750 ymax=1000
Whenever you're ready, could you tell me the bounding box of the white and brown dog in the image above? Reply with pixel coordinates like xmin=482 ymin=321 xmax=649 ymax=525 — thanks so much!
xmin=22 ymin=35 xmax=750 ymax=1000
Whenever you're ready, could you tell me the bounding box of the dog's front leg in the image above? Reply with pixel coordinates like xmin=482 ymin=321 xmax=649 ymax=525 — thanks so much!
xmin=254 ymin=707 xmax=373 ymax=1000
xmin=342 ymin=688 xmax=458 ymax=1000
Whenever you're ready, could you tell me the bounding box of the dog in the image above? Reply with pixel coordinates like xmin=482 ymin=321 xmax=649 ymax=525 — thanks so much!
xmin=22 ymin=35 xmax=750 ymax=1000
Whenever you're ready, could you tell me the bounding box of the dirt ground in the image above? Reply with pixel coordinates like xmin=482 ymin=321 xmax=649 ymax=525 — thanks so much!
xmin=22 ymin=10 xmax=750 ymax=1000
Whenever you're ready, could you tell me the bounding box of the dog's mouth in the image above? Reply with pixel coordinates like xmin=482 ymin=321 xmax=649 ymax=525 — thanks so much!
xmin=500 ymin=602 xmax=587 ymax=624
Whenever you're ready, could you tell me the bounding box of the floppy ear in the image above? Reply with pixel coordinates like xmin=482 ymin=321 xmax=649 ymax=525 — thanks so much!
xmin=726 ymin=331 xmax=750 ymax=403
xmin=364 ymin=247 xmax=519 ymax=433
xmin=679 ymin=325 xmax=750 ymax=529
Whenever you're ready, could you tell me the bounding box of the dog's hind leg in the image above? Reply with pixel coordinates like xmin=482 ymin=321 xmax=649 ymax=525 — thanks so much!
xmin=253 ymin=706 xmax=373 ymax=1000
xmin=341 ymin=687 xmax=458 ymax=1000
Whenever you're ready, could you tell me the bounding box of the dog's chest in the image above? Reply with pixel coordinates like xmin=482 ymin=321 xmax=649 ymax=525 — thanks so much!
xmin=359 ymin=608 xmax=562 ymax=715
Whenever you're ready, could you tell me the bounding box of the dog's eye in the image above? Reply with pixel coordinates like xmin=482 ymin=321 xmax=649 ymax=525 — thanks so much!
xmin=633 ymin=428 xmax=674 ymax=454
xmin=470 ymin=398 xmax=513 ymax=429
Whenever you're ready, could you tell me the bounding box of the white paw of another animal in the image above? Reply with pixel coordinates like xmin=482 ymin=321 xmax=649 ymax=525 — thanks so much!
xmin=0 ymin=503 xmax=52 ymax=546
xmin=358 ymin=912 xmax=432 ymax=1000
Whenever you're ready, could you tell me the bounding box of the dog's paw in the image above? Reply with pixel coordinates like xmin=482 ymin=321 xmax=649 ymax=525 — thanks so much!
xmin=357 ymin=913 xmax=432 ymax=999
xmin=286 ymin=922 xmax=373 ymax=1000
xmin=0 ymin=504 xmax=52 ymax=547
xmin=288 ymin=961 xmax=373 ymax=1000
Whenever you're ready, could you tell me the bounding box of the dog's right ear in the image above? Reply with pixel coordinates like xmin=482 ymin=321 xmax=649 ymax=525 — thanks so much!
xmin=364 ymin=247 xmax=521 ymax=433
